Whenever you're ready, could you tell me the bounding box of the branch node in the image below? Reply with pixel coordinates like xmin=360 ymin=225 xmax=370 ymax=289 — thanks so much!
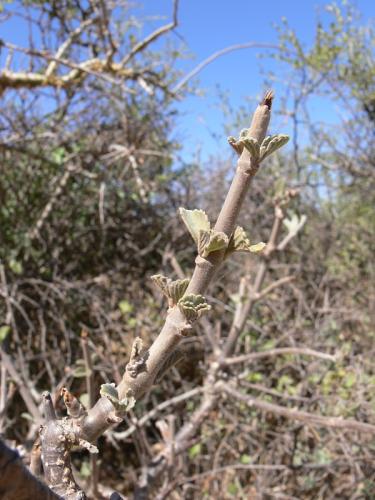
xmin=126 ymin=337 xmax=148 ymax=377
xmin=100 ymin=383 xmax=136 ymax=415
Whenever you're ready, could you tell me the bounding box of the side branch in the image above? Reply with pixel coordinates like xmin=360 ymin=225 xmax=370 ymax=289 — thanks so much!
xmin=220 ymin=382 xmax=375 ymax=435
xmin=121 ymin=0 xmax=179 ymax=66
xmin=225 ymin=347 xmax=336 ymax=365
xmin=173 ymin=43 xmax=279 ymax=93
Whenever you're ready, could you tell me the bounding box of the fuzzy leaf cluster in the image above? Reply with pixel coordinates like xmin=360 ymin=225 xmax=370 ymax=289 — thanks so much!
xmin=151 ymin=274 xmax=189 ymax=306
xmin=100 ymin=383 xmax=136 ymax=414
xmin=228 ymin=132 xmax=289 ymax=163
xmin=197 ymin=230 xmax=229 ymax=258
xmin=179 ymin=208 xmax=228 ymax=258
xmin=226 ymin=226 xmax=266 ymax=258
xmin=179 ymin=208 xmax=265 ymax=260
xmin=283 ymin=213 xmax=307 ymax=236
xmin=178 ymin=294 xmax=211 ymax=323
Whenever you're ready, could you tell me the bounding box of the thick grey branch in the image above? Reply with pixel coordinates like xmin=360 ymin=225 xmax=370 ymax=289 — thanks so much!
xmin=79 ymin=92 xmax=274 ymax=443
xmin=0 ymin=439 xmax=60 ymax=500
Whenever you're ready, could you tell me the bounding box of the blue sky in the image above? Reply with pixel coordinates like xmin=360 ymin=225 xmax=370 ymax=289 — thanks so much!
xmin=138 ymin=0 xmax=374 ymax=161
xmin=1 ymin=0 xmax=374 ymax=161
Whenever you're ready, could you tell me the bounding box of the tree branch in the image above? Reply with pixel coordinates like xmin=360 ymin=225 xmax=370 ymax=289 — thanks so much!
xmin=224 ymin=347 xmax=336 ymax=365
xmin=173 ymin=43 xmax=280 ymax=93
xmin=121 ymin=0 xmax=179 ymax=67
xmin=79 ymin=91 xmax=274 ymax=443
xmin=0 ymin=348 xmax=41 ymax=423
xmin=0 ymin=439 xmax=60 ymax=500
xmin=219 ymin=382 xmax=375 ymax=434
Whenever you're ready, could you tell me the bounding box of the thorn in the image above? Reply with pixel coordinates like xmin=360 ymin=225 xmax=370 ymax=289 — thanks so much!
xmin=42 ymin=391 xmax=56 ymax=421
xmin=262 ymin=90 xmax=274 ymax=109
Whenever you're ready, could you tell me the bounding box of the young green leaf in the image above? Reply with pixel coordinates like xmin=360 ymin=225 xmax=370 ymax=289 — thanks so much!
xmin=151 ymin=274 xmax=170 ymax=297
xmin=283 ymin=213 xmax=307 ymax=236
xmin=226 ymin=226 xmax=265 ymax=257
xmin=100 ymin=383 xmax=136 ymax=413
xmin=179 ymin=208 xmax=210 ymax=244
xmin=0 ymin=325 xmax=11 ymax=342
xmin=259 ymin=134 xmax=289 ymax=161
xmin=198 ymin=230 xmax=229 ymax=258
xmin=151 ymin=274 xmax=189 ymax=305
xmin=188 ymin=443 xmax=202 ymax=459
xmin=239 ymin=136 xmax=260 ymax=162
xmin=168 ymin=278 xmax=189 ymax=304
xmin=249 ymin=242 xmax=266 ymax=253
xmin=227 ymin=136 xmax=243 ymax=155
xmin=178 ymin=294 xmax=211 ymax=323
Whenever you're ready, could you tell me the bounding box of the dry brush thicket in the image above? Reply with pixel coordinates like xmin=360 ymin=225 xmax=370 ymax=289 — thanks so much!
xmin=0 ymin=1 xmax=374 ymax=499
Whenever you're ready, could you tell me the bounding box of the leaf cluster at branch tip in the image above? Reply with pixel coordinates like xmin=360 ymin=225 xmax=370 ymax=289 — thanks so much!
xmin=227 ymin=132 xmax=289 ymax=161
